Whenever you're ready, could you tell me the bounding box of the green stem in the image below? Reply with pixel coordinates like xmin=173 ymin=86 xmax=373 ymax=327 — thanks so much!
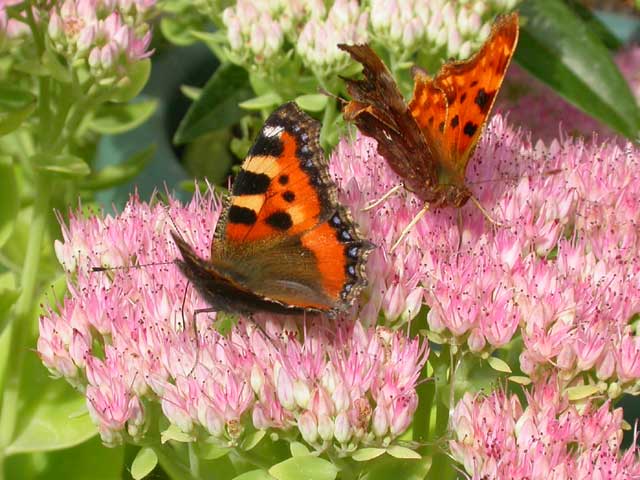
xmin=188 ymin=442 xmax=200 ymax=478
xmin=154 ymin=444 xmax=197 ymax=480
xmin=327 ymin=452 xmax=357 ymax=480
xmin=50 ymin=96 xmax=94 ymax=153
xmin=0 ymin=178 xmax=51 ymax=477
xmin=230 ymin=447 xmax=271 ymax=470
xmin=413 ymin=361 xmax=434 ymax=442
xmin=320 ymin=96 xmax=337 ymax=152
xmin=429 ymin=345 xmax=453 ymax=479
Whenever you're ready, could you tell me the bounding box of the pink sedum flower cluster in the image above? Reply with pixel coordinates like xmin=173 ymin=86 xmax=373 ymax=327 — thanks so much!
xmin=450 ymin=375 xmax=640 ymax=479
xmin=330 ymin=117 xmax=640 ymax=392
xmin=39 ymin=189 xmax=427 ymax=449
xmin=48 ymin=0 xmax=154 ymax=79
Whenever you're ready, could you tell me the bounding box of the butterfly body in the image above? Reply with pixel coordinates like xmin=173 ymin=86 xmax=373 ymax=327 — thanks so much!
xmin=339 ymin=13 xmax=519 ymax=210
xmin=173 ymin=102 xmax=372 ymax=315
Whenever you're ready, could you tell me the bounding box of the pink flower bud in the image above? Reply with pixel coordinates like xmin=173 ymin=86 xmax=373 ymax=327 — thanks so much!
xmin=317 ymin=413 xmax=334 ymax=441
xmin=334 ymin=412 xmax=352 ymax=443
xmin=276 ymin=367 xmax=295 ymax=411
xmin=371 ymin=405 xmax=388 ymax=437
xmin=294 ymin=380 xmax=311 ymax=409
xmin=48 ymin=12 xmax=64 ymax=41
xmin=298 ymin=411 xmax=318 ymax=444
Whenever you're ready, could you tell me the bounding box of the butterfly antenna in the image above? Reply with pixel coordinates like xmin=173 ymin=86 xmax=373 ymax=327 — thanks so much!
xmin=317 ymin=86 xmax=347 ymax=106
xmin=469 ymin=195 xmax=503 ymax=228
xmin=467 ymin=168 xmax=564 ymax=187
xmin=390 ymin=203 xmax=430 ymax=252
xmin=363 ymin=183 xmax=404 ymax=211
xmin=91 ymin=261 xmax=175 ymax=273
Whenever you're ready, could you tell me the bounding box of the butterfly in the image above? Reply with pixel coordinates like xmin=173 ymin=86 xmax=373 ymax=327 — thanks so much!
xmin=172 ymin=102 xmax=373 ymax=316
xmin=338 ymin=13 xmax=519 ymax=248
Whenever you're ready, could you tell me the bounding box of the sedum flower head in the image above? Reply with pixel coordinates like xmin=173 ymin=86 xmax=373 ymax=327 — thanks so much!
xmin=450 ymin=376 xmax=640 ymax=478
xmin=213 ymin=0 xmax=514 ymax=77
xmin=48 ymin=0 xmax=155 ymax=80
xmin=330 ymin=115 xmax=640 ymax=396
xmin=296 ymin=0 xmax=369 ymax=76
xmin=39 ymin=188 xmax=428 ymax=450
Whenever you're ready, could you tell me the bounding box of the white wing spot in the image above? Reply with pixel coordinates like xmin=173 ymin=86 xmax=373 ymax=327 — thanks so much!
xmin=263 ymin=125 xmax=284 ymax=137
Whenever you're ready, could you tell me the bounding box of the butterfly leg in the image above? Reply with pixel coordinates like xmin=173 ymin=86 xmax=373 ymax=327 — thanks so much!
xmin=390 ymin=203 xmax=430 ymax=252
xmin=363 ymin=183 xmax=404 ymax=211
xmin=469 ymin=195 xmax=503 ymax=227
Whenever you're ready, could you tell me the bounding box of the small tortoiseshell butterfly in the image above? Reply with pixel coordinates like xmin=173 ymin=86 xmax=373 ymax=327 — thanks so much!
xmin=338 ymin=13 xmax=519 ymax=244
xmin=172 ymin=102 xmax=372 ymax=315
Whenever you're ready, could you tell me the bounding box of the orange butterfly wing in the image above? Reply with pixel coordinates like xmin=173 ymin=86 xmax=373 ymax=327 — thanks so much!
xmin=204 ymin=103 xmax=371 ymax=312
xmin=409 ymin=13 xmax=519 ymax=184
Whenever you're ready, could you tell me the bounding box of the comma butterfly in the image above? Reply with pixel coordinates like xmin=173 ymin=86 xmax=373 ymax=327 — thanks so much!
xmin=338 ymin=13 xmax=519 ymax=248
xmin=172 ymin=102 xmax=373 ymax=315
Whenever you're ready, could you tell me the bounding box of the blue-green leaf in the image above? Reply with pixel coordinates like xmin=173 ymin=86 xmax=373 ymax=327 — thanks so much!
xmin=239 ymin=93 xmax=283 ymax=111
xmin=34 ymin=154 xmax=91 ymax=178
xmin=89 ymin=99 xmax=158 ymax=134
xmin=110 ymin=59 xmax=151 ymax=103
xmin=517 ymin=0 xmax=640 ymax=139
xmin=174 ymin=63 xmax=253 ymax=144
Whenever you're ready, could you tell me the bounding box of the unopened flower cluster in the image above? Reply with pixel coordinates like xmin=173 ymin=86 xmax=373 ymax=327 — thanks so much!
xmin=47 ymin=0 xmax=155 ymax=79
xmin=38 ymin=190 xmax=427 ymax=450
xmin=331 ymin=117 xmax=640 ymax=395
xmin=450 ymin=375 xmax=640 ymax=478
xmin=215 ymin=0 xmax=516 ymax=76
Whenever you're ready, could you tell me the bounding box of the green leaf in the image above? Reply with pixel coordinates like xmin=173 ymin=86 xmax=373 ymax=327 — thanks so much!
xmin=9 ymin=343 xmax=98 ymax=452
xmin=34 ymin=154 xmax=91 ymax=178
xmin=232 ymin=470 xmax=275 ymax=480
xmin=242 ymin=430 xmax=267 ymax=451
xmin=181 ymin=85 xmax=202 ymax=101
xmin=422 ymin=329 xmax=445 ymax=344
xmin=363 ymin=456 xmax=432 ymax=480
xmin=239 ymin=93 xmax=283 ymax=111
xmin=268 ymin=456 xmax=339 ymax=480
xmin=289 ymin=441 xmax=310 ymax=457
xmin=0 ymin=288 xmax=19 ymax=334
xmin=6 ymin=436 xmax=124 ymax=480
xmin=174 ymin=63 xmax=253 ymax=144
xmin=110 ymin=59 xmax=151 ymax=103
xmin=508 ymin=375 xmax=532 ymax=386
xmin=81 ymin=145 xmax=155 ymax=190
xmin=160 ymin=16 xmax=195 ymax=46
xmin=0 ymin=156 xmax=18 ymax=248
xmin=42 ymin=50 xmax=71 ymax=83
xmin=517 ymin=0 xmax=640 ymax=139
xmin=0 ymin=93 xmax=36 ymax=136
xmin=89 ymin=99 xmax=158 ymax=134
xmin=352 ymin=448 xmax=386 ymax=461
xmin=565 ymin=0 xmax=621 ymax=50
xmin=294 ymin=94 xmax=327 ymax=112
xmin=386 ymin=445 xmax=421 ymax=460
xmin=566 ymin=384 xmax=601 ymax=401
xmin=197 ymin=443 xmax=231 ymax=460
xmin=0 ymin=86 xmax=36 ymax=109
xmin=131 ymin=447 xmax=158 ymax=480
xmin=487 ymin=356 xmax=512 ymax=374
xmin=160 ymin=424 xmax=194 ymax=443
